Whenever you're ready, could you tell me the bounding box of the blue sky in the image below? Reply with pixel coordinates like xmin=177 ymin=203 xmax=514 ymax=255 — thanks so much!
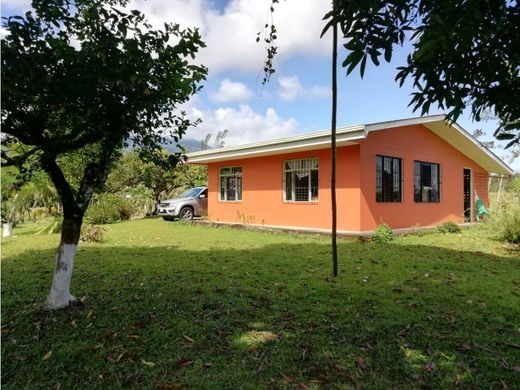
xmin=2 ymin=0 xmax=517 ymax=171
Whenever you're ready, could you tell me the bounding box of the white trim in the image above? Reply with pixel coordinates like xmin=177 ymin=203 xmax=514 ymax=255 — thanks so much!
xmin=283 ymin=157 xmax=320 ymax=203
xmin=195 ymin=220 xmax=475 ymax=236
xmin=447 ymin=122 xmax=512 ymax=174
xmin=219 ymin=166 xmax=242 ymax=202
xmin=188 ymin=126 xmax=364 ymax=163
xmin=187 ymin=114 xmax=514 ymax=175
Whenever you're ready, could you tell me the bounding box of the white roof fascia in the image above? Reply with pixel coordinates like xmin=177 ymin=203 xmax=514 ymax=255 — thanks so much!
xmin=426 ymin=120 xmax=515 ymax=175
xmin=187 ymin=125 xmax=365 ymax=163
xmin=364 ymin=114 xmax=513 ymax=175
xmin=187 ymin=114 xmax=514 ymax=175
xmin=364 ymin=114 xmax=446 ymax=134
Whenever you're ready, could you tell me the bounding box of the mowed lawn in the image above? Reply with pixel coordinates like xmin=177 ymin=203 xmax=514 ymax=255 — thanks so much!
xmin=1 ymin=219 xmax=519 ymax=389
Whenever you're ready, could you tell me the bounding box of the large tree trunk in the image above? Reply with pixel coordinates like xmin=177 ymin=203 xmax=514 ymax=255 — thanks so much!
xmin=46 ymin=215 xmax=82 ymax=309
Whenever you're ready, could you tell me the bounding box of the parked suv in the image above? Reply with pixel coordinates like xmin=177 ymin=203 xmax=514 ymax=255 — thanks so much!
xmin=157 ymin=187 xmax=208 ymax=221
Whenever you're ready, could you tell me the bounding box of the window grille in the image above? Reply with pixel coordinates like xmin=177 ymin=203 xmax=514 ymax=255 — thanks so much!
xmin=376 ymin=155 xmax=402 ymax=202
xmin=219 ymin=166 xmax=242 ymax=201
xmin=414 ymin=161 xmax=440 ymax=202
xmin=283 ymin=158 xmax=319 ymax=202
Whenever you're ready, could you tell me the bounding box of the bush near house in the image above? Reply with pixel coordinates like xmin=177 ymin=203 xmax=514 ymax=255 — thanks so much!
xmin=437 ymin=221 xmax=461 ymax=234
xmin=487 ymin=192 xmax=520 ymax=243
xmin=373 ymin=222 xmax=394 ymax=243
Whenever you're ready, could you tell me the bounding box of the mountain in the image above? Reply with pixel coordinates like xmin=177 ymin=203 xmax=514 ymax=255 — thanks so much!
xmin=161 ymin=138 xmax=210 ymax=153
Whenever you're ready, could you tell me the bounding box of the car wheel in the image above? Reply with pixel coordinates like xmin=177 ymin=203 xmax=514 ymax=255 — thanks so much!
xmin=179 ymin=207 xmax=194 ymax=221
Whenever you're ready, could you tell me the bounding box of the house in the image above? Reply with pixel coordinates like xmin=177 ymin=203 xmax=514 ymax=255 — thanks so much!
xmin=187 ymin=115 xmax=513 ymax=234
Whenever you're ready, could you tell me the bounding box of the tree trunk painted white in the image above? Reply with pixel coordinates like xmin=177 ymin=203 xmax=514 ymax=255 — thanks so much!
xmin=2 ymin=222 xmax=13 ymax=237
xmin=46 ymin=243 xmax=77 ymax=309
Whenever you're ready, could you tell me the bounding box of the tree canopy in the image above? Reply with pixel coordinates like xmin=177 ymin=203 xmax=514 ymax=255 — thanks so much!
xmin=1 ymin=0 xmax=207 ymax=308
xmin=2 ymin=0 xmax=206 ymax=220
xmin=263 ymin=0 xmax=520 ymax=147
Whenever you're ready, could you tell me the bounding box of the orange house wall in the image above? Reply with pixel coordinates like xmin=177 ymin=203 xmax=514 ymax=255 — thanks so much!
xmin=205 ymin=124 xmax=490 ymax=232
xmin=207 ymin=145 xmax=362 ymax=231
xmin=358 ymin=124 xmax=489 ymax=231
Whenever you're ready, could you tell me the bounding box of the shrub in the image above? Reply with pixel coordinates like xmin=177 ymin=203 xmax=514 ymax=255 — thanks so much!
xmin=86 ymin=194 xmax=124 ymax=224
xmin=373 ymin=223 xmax=394 ymax=243
xmin=35 ymin=215 xmax=63 ymax=235
xmin=487 ymin=193 xmax=520 ymax=243
xmin=31 ymin=207 xmax=47 ymax=220
xmin=123 ymin=185 xmax=154 ymax=219
xmin=80 ymin=224 xmax=104 ymax=243
xmin=437 ymin=221 xmax=461 ymax=233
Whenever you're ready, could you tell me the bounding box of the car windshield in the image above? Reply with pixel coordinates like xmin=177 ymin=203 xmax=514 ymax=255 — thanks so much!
xmin=179 ymin=188 xmax=202 ymax=198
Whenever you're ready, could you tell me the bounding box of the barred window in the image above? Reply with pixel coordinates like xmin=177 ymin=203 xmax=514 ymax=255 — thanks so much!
xmin=219 ymin=166 xmax=242 ymax=201
xmin=414 ymin=161 xmax=440 ymax=203
xmin=376 ymin=155 xmax=402 ymax=202
xmin=284 ymin=158 xmax=319 ymax=202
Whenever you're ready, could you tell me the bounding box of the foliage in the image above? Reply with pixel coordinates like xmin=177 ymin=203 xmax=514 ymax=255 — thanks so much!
xmin=122 ymin=185 xmax=155 ymax=219
xmin=30 ymin=207 xmax=47 ymax=220
xmin=35 ymin=215 xmax=63 ymax=235
xmin=487 ymin=193 xmax=520 ymax=243
xmin=106 ymin=150 xmax=208 ymax=203
xmin=200 ymin=129 xmax=229 ymax=150
xmin=85 ymin=194 xmax=126 ymax=224
xmin=437 ymin=221 xmax=461 ymax=234
xmin=372 ymin=222 xmax=394 ymax=243
xmin=2 ymin=219 xmax=519 ymax=388
xmin=80 ymin=224 xmax=104 ymax=243
xmin=262 ymin=0 xmax=520 ymax=145
xmin=1 ymin=0 xmax=207 ymax=239
xmin=326 ymin=0 xmax=520 ymax=146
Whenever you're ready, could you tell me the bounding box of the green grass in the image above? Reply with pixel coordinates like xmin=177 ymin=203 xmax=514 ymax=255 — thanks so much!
xmin=2 ymin=219 xmax=519 ymax=389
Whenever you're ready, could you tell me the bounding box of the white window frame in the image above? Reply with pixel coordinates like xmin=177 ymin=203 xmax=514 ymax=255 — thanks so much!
xmin=219 ymin=166 xmax=242 ymax=202
xmin=283 ymin=157 xmax=319 ymax=203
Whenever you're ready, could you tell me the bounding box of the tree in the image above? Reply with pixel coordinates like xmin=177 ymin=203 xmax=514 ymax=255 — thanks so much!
xmin=324 ymin=0 xmax=520 ymax=146
xmin=263 ymin=1 xmax=519 ymax=146
xmin=260 ymin=1 xmax=341 ymax=276
xmin=1 ymin=0 xmax=207 ymax=309
xmin=105 ymin=149 xmax=208 ymax=211
xmin=200 ymin=129 xmax=229 ymax=150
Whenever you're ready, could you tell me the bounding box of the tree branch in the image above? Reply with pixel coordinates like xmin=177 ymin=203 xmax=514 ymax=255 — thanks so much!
xmin=40 ymin=153 xmax=79 ymax=217
xmin=1 ymin=146 xmax=42 ymax=167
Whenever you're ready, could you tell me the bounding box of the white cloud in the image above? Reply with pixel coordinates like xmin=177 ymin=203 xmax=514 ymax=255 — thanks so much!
xmin=210 ymin=78 xmax=252 ymax=103
xmin=4 ymin=0 xmax=332 ymax=74
xmin=127 ymin=0 xmax=332 ymax=73
xmin=185 ymin=104 xmax=298 ymax=146
xmin=277 ymin=75 xmax=330 ymax=101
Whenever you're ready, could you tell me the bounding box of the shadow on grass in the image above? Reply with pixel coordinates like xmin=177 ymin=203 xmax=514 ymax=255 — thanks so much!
xmin=2 ymin=240 xmax=519 ymax=389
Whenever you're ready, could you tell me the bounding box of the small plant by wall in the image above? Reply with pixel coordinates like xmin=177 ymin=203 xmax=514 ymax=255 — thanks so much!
xmin=236 ymin=211 xmax=259 ymax=225
xmin=373 ymin=222 xmax=394 ymax=243
xmin=437 ymin=221 xmax=461 ymax=234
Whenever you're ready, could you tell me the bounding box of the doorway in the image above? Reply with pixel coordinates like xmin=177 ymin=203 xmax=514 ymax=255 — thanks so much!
xmin=463 ymin=168 xmax=472 ymax=222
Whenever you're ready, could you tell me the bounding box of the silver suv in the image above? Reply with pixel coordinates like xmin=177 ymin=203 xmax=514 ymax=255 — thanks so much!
xmin=157 ymin=187 xmax=208 ymax=221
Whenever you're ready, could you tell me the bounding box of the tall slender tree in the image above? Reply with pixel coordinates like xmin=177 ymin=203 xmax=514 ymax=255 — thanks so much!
xmin=330 ymin=6 xmax=339 ymax=277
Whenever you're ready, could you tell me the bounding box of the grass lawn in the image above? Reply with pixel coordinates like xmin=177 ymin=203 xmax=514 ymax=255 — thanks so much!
xmin=1 ymin=219 xmax=519 ymax=389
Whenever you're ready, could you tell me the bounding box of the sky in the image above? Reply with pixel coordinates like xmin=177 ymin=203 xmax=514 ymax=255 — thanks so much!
xmin=2 ymin=0 xmax=518 ymax=171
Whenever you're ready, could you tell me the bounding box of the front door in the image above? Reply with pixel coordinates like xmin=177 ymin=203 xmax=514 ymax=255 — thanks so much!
xmin=463 ymin=169 xmax=472 ymax=222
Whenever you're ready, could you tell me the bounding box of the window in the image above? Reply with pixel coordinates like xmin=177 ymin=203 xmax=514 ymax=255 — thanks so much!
xmin=219 ymin=167 xmax=242 ymax=201
xmin=376 ymin=155 xmax=402 ymax=202
xmin=284 ymin=158 xmax=319 ymax=202
xmin=414 ymin=161 xmax=440 ymax=202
